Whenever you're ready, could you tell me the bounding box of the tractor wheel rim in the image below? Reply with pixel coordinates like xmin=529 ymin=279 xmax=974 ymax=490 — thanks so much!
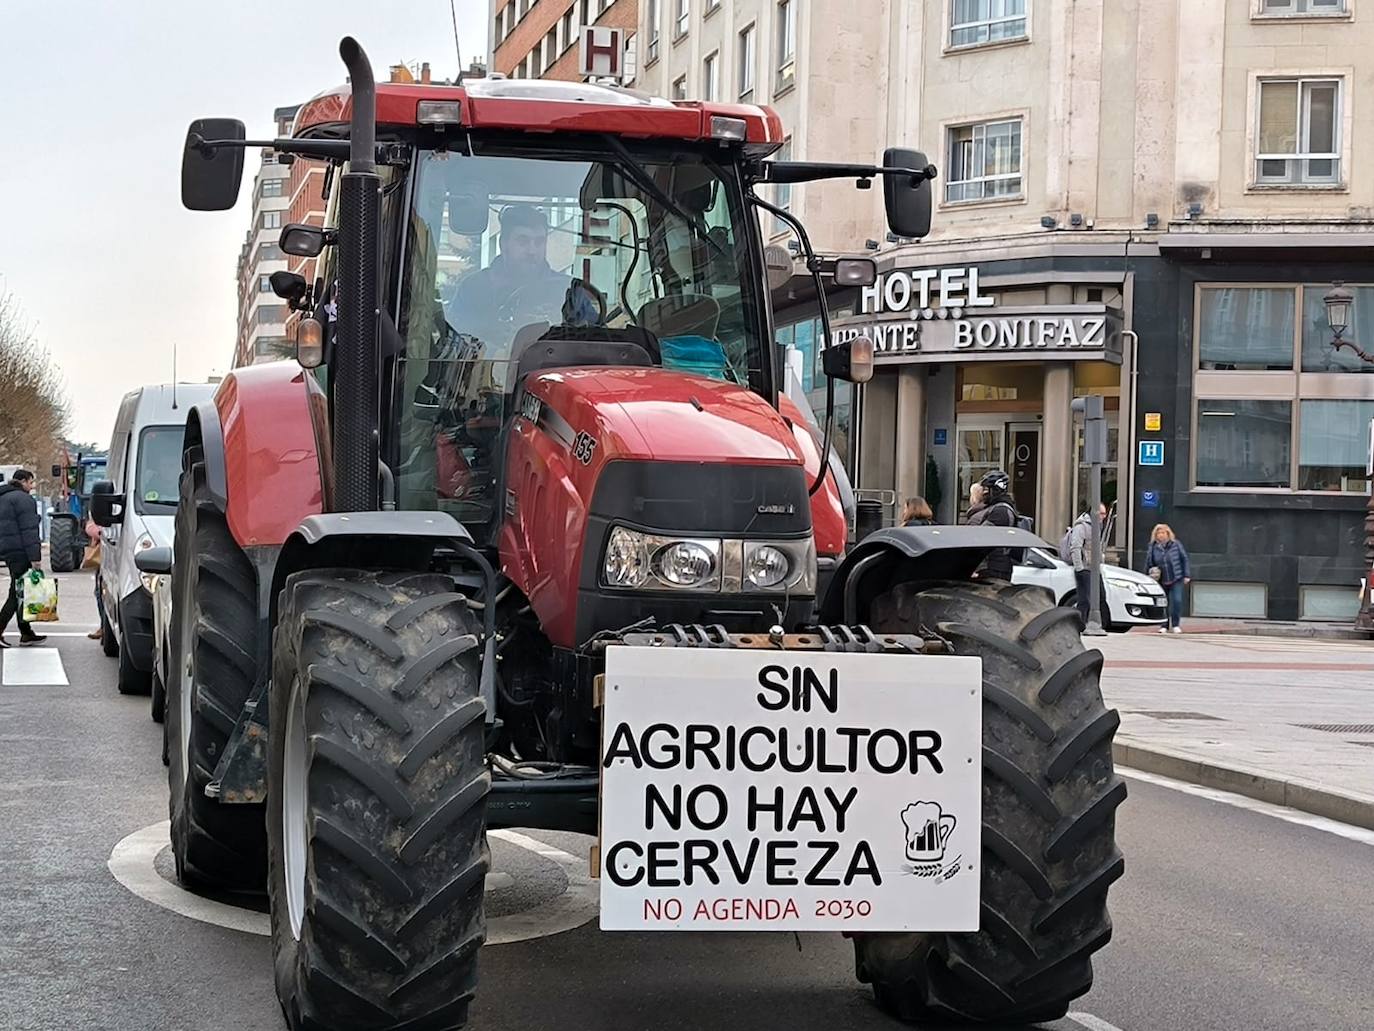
xmin=283 ymin=675 xmax=308 ymax=941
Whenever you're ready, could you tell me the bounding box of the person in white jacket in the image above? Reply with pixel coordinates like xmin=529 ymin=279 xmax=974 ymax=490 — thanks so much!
xmin=1068 ymin=502 xmax=1107 ymax=623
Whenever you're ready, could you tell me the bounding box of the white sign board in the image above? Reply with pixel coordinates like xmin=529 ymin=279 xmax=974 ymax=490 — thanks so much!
xmin=598 ymin=647 xmax=982 ymax=932
xmin=579 ymin=26 xmax=625 ymax=79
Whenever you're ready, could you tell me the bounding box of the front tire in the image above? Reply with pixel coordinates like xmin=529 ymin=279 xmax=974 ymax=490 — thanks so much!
xmin=854 ymin=581 xmax=1125 ymax=1025
xmin=166 ymin=456 xmax=266 ymax=890
xmin=268 ymin=569 xmax=489 ymax=1031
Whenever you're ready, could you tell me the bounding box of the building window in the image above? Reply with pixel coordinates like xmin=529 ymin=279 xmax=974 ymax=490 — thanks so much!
xmin=581 ymin=0 xmax=592 ymax=25
xmin=520 ymin=0 xmax=533 ymax=18
xmin=1255 ymin=77 xmax=1341 ymax=185
xmin=1301 ymin=283 xmax=1374 ymax=373
xmin=1191 ymin=582 xmax=1268 ymax=618
xmin=1259 ymin=0 xmax=1345 ymax=14
xmin=950 ymin=0 xmax=1028 ymax=48
xmin=775 ymin=0 xmax=796 ymax=91
xmin=706 ymin=0 xmax=721 ymax=12
xmin=945 ymin=118 xmax=1023 ymax=203
xmin=1298 ymin=399 xmax=1374 ymax=492
xmin=259 ymin=274 xmax=272 ymax=292
xmin=257 ymin=243 xmax=283 ymax=262
xmin=1195 ymin=399 xmax=1293 ymax=488
xmin=675 ymin=0 xmax=689 ymax=38
xmin=545 ymin=28 xmax=558 ymax=70
xmin=263 ymin=210 xmax=282 ymax=230
xmin=495 ymin=7 xmax=505 ymax=42
xmin=773 ymin=138 xmax=793 ymax=234
xmin=703 ymin=51 xmax=719 ymax=101
xmin=1299 ymin=584 xmax=1361 ymax=621
xmin=738 ymin=24 xmax=756 ymax=97
xmin=599 ymin=0 xmax=611 ymax=11
xmin=671 ymin=74 xmax=688 ymax=100
xmin=647 ymin=0 xmax=660 ymax=61
xmin=260 ymin=178 xmax=283 ymax=198
xmin=254 ymin=336 xmax=293 ymax=359
xmin=1198 ymin=286 xmax=1295 ymax=369
xmin=256 ymin=305 xmax=288 ymax=328
xmin=562 ymin=10 xmax=575 ymax=50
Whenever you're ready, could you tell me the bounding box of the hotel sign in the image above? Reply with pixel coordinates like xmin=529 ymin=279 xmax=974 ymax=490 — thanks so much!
xmin=832 ymin=266 xmax=1123 ymax=366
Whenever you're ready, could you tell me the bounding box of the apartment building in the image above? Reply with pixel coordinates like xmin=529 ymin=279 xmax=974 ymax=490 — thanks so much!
xmin=492 ymin=0 xmax=639 ymax=81
xmin=744 ymin=0 xmax=1373 ymax=623
xmin=233 ymin=106 xmax=298 ymax=368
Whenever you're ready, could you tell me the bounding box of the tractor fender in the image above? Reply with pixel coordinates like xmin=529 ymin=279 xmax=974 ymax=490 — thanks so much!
xmin=268 ymin=511 xmax=475 ymax=621
xmin=182 ymin=401 xmax=229 ymax=511
xmin=209 ymin=364 xmax=327 ymax=549
xmin=819 ymin=525 xmax=1047 ymax=625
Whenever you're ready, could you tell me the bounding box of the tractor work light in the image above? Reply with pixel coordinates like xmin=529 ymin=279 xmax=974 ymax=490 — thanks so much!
xmin=295 ymin=318 xmax=325 ymax=369
xmin=710 ymin=116 xmax=748 ymax=141
xmin=417 ymin=100 xmax=462 ymax=125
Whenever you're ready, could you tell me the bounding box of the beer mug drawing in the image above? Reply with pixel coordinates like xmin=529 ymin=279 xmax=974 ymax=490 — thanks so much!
xmin=902 ymin=801 xmax=956 ymax=864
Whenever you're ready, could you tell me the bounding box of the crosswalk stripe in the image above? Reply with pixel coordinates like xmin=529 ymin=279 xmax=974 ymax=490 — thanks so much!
xmin=1 ymin=647 xmax=69 ymax=686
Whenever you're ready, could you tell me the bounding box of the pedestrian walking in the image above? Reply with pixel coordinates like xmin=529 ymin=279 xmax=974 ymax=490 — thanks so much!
xmin=1145 ymin=523 xmax=1190 ymax=634
xmin=966 ymin=470 xmax=1021 ymax=580
xmin=0 ymin=469 xmax=49 ymax=646
xmin=85 ymin=516 xmax=105 ymax=640
xmin=900 ymin=496 xmax=934 ymax=527
xmin=1068 ymin=502 xmax=1109 ymax=624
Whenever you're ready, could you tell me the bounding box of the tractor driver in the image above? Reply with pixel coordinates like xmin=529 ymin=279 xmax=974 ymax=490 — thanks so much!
xmin=445 ymin=203 xmax=604 ymax=366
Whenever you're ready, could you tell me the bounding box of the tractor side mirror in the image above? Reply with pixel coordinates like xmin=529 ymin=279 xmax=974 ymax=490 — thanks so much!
xmin=280 ymin=224 xmax=331 ymax=258
xmin=270 ymin=271 xmax=309 ymax=308
xmin=89 ymin=480 xmax=125 ymax=528
xmin=182 ymin=118 xmax=247 ymax=211
xmin=833 ymin=258 xmax=877 ymax=288
xmin=822 ymin=335 xmax=875 ymax=384
xmin=882 ymin=147 xmax=934 ymax=240
xmin=134 ymin=546 xmax=173 ymax=577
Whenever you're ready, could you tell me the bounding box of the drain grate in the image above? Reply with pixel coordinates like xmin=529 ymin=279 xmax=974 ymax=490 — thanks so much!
xmin=1296 ymin=723 xmax=1374 ymax=734
xmin=1131 ymin=710 xmax=1225 ymax=722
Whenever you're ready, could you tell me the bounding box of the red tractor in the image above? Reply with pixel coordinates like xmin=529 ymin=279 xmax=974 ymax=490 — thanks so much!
xmin=153 ymin=37 xmax=1123 ymax=1031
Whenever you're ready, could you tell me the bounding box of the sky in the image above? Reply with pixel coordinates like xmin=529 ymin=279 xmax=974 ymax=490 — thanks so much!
xmin=0 ymin=0 xmax=488 ymax=445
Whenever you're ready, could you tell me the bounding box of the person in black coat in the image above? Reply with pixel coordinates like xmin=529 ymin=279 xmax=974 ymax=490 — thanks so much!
xmin=966 ymin=469 xmax=1021 ymax=580
xmin=0 ymin=470 xmax=47 ymax=646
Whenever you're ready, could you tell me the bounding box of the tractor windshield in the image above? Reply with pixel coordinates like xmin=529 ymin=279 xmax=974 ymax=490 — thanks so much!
xmin=395 ymin=142 xmax=767 ymax=524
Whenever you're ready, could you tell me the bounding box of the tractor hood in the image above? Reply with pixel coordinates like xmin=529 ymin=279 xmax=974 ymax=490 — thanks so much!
xmin=525 ymin=366 xmax=805 ymax=466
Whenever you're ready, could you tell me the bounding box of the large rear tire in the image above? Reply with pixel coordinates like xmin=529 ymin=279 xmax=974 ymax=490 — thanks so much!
xmin=268 ymin=569 xmax=489 ymax=1031
xmin=854 ymin=580 xmax=1125 ymax=1025
xmin=48 ymin=515 xmax=78 ymax=573
xmin=166 ymin=456 xmax=266 ymax=891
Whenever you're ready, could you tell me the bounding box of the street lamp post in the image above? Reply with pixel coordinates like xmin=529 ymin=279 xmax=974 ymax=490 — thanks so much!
xmin=1322 ymin=283 xmax=1374 ymax=634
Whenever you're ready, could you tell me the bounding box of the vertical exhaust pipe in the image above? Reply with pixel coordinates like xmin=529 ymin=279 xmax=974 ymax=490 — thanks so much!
xmin=332 ymin=36 xmax=380 ymax=511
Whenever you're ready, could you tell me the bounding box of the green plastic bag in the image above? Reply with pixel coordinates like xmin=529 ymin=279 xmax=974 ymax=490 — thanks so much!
xmin=19 ymin=569 xmax=58 ymax=623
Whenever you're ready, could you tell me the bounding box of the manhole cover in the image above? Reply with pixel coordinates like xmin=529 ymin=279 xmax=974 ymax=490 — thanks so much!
xmin=1131 ymin=710 xmax=1225 ymax=721
xmin=1294 ymin=723 xmax=1374 ymax=734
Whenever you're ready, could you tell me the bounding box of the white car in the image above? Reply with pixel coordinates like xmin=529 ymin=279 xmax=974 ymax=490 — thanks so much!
xmin=1012 ymin=547 xmax=1167 ymax=631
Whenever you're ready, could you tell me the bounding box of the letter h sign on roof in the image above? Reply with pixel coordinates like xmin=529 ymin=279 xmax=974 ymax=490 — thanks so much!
xmin=581 ymin=26 xmax=625 ymax=80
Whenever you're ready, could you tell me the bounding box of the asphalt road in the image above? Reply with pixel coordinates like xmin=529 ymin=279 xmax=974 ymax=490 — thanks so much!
xmin=2 ymin=569 xmax=1372 ymax=1031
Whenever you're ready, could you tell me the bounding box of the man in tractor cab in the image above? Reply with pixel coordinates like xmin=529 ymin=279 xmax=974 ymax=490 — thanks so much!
xmin=445 ymin=203 xmax=604 ymax=356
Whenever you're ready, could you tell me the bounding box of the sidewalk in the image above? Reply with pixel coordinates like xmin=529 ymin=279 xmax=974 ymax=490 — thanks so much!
xmin=1094 ymin=629 xmax=1374 ymax=829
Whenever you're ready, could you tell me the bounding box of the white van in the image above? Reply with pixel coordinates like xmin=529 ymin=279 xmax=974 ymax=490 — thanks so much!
xmin=95 ymin=382 xmax=218 ymax=694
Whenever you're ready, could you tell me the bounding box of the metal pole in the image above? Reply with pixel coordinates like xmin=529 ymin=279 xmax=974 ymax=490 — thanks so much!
xmin=1085 ymin=456 xmax=1107 ymax=636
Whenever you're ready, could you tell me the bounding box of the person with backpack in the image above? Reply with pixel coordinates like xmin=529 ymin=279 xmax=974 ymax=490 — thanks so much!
xmin=1145 ymin=523 xmax=1191 ymax=634
xmin=966 ymin=469 xmax=1022 ymax=579
xmin=1063 ymin=503 xmax=1108 ymax=624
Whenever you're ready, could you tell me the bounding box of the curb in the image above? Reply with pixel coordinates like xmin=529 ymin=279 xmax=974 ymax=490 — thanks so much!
xmin=1112 ymin=739 xmax=1374 ymax=833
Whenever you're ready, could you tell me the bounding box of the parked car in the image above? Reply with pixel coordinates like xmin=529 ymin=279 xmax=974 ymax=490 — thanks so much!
xmin=90 ymin=382 xmax=219 ymax=694
xmin=1012 ymin=546 xmax=1167 ymax=631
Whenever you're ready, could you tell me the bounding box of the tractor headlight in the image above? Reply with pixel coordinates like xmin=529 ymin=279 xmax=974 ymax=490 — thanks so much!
xmin=653 ymin=541 xmax=719 ymax=589
xmin=745 ymin=544 xmax=790 ymax=589
xmin=601 ymin=526 xmax=815 ymax=595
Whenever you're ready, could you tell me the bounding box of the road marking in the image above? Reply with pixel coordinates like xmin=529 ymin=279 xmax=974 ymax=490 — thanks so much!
xmin=108 ymin=822 xmax=599 ymax=943
xmin=1119 ymin=767 xmax=1374 ymax=847
xmin=1068 ymin=1012 xmax=1127 ymax=1031
xmin=1 ymin=647 xmax=68 ymax=685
